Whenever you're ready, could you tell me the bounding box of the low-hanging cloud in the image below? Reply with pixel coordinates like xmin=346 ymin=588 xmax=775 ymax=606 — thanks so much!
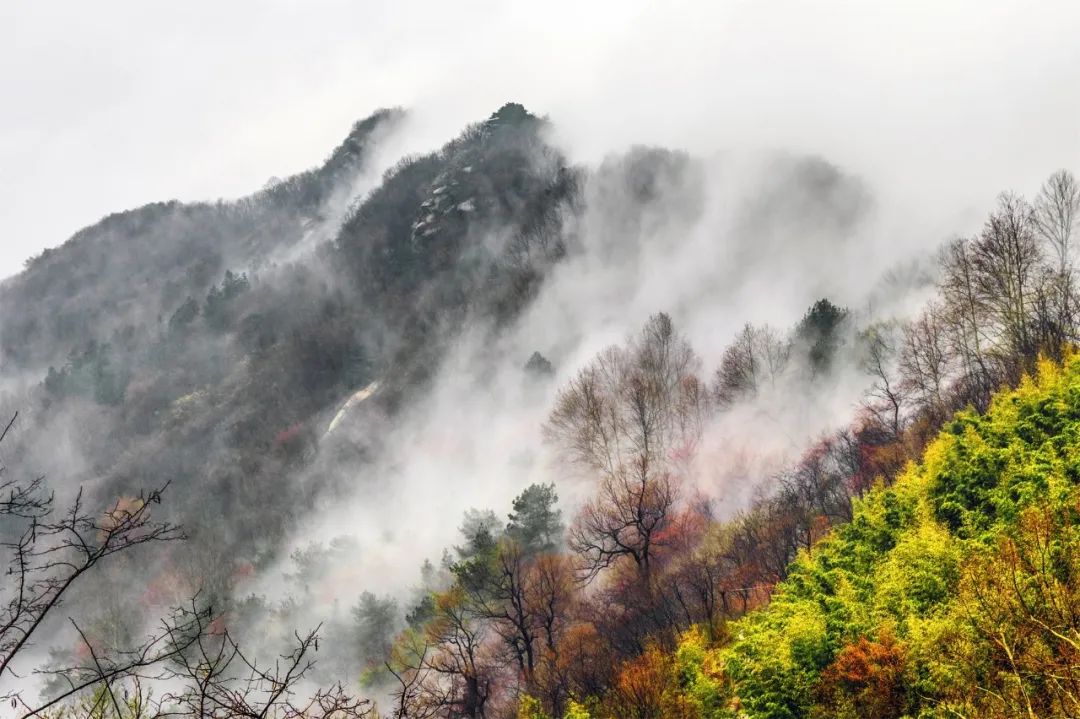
xmin=3 ymin=1 xmax=1080 ymax=277
xmin=4 ymin=1 xmax=1080 ymax=705
xmin=265 ymin=140 xmax=943 ymax=644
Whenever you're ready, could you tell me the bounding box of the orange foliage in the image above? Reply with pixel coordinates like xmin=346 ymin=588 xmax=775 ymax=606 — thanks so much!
xmin=608 ymin=644 xmax=669 ymax=719
xmin=604 ymin=643 xmax=702 ymax=719
xmin=817 ymin=630 xmax=908 ymax=719
xmin=550 ymin=622 xmax=617 ymax=701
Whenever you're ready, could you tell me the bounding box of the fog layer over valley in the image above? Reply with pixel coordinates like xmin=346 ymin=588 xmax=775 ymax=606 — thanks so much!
xmin=1 ymin=92 xmax=1076 ymax=715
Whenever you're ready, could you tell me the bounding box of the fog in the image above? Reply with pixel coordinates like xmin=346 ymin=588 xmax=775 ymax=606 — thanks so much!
xmin=4 ymin=1 xmax=1080 ymax=277
xmin=4 ymin=1 xmax=1080 ymax=709
xmin=270 ymin=144 xmax=922 ymax=615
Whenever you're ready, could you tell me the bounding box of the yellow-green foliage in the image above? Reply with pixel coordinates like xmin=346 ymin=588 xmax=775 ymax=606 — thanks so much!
xmin=712 ymin=355 xmax=1080 ymax=718
xmin=518 ymin=694 xmax=548 ymax=719
xmin=563 ymin=699 xmax=593 ymax=719
xmin=525 ymin=357 xmax=1080 ymax=718
xmin=672 ymin=626 xmax=726 ymax=717
xmin=518 ymin=695 xmax=594 ymax=719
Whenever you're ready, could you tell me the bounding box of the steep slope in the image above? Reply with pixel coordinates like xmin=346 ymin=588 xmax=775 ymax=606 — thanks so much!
xmin=0 ymin=103 xmax=877 ymax=705
xmin=0 ymin=109 xmax=403 ymax=369
xmin=565 ymin=354 xmax=1080 ymax=719
xmin=0 ymin=103 xmax=583 ymax=592
xmin=330 ymin=102 xmax=580 ymax=402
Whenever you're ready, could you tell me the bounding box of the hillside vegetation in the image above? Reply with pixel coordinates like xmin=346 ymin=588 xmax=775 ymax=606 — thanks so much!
xmin=505 ymin=353 xmax=1080 ymax=718
xmin=370 ymin=169 xmax=1080 ymax=719
xmin=2 ymin=100 xmax=1078 ymax=718
xmin=687 ymin=355 xmax=1080 ymax=718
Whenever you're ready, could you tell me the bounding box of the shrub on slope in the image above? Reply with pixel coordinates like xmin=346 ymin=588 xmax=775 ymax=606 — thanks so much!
xmin=723 ymin=353 xmax=1080 ymax=718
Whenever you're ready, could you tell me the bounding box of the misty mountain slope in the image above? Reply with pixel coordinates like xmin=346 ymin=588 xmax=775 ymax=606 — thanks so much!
xmin=4 ymin=3 xmax=1079 ymax=714
xmin=0 ymin=102 xmax=895 ymax=708
xmin=0 ymin=104 xmax=589 ymax=577
xmin=0 ymin=100 xmax=879 ymax=563
xmin=329 ymin=103 xmax=581 ymax=404
xmin=0 ymin=108 xmax=403 ymax=370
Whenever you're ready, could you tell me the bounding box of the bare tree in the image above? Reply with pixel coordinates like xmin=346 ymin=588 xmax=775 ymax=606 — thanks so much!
xmin=1033 ymin=169 xmax=1080 ymax=345
xmin=859 ymin=322 xmax=905 ymax=439
xmin=1033 ymin=170 xmax=1079 ymax=280
xmin=160 ymin=608 xmax=372 ymax=719
xmin=970 ymin=192 xmax=1043 ymax=372
xmin=546 ymin=314 xmax=705 ymax=584
xmin=899 ymin=301 xmax=952 ymax=423
xmin=1 ymin=414 xmax=183 ymax=710
xmin=939 ymin=239 xmax=997 ymax=409
xmin=546 ymin=313 xmax=707 ymax=484
xmin=568 ymin=467 xmax=677 ymax=585
xmin=713 ymin=323 xmax=790 ymax=406
xmin=1 ymin=412 xmax=373 ymax=718
xmin=25 ymin=600 xmax=372 ymax=718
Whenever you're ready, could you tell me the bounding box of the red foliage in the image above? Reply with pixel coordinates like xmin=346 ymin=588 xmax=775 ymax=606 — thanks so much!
xmin=231 ymin=560 xmax=256 ymax=584
xmin=140 ymin=565 xmax=195 ymax=609
xmin=274 ymin=423 xmax=304 ymax=446
xmin=207 ymin=615 xmax=227 ymax=636
xmin=651 ymin=504 xmax=709 ymax=552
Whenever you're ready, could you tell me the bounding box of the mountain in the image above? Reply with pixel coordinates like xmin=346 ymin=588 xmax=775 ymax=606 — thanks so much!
xmin=2 ymin=109 xmax=403 ymax=367
xmin=1 ymin=99 xmax=960 ymax=717
xmin=0 ymin=103 xmax=589 ymax=577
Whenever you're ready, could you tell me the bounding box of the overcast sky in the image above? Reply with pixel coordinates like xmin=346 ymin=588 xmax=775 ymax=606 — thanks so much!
xmin=2 ymin=0 xmax=1080 ymax=279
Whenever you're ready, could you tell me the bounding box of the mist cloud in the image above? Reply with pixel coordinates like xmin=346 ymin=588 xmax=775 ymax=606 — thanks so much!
xmin=4 ymin=2 xmax=1080 ymax=707
xmin=3 ymin=1 xmax=1080 ymax=277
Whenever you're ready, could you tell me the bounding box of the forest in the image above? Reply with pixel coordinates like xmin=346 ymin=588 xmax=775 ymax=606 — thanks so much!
xmin=374 ymin=169 xmax=1080 ymax=719
xmin=1 ymin=101 xmax=1079 ymax=718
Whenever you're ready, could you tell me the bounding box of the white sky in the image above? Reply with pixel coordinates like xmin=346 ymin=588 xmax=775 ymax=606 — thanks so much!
xmin=2 ymin=0 xmax=1080 ymax=278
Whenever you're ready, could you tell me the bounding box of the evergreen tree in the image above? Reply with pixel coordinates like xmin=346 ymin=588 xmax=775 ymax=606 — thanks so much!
xmin=507 ymin=483 xmax=562 ymax=554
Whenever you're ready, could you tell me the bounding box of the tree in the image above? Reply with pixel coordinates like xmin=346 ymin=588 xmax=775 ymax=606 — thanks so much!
xmin=507 ymin=484 xmax=563 ymax=555
xmin=816 ymin=631 xmax=908 ymax=719
xmin=604 ymin=644 xmax=671 ymax=719
xmin=647 ymin=504 xmax=743 ymax=635
xmin=416 ymin=586 xmax=497 ymax=719
xmin=455 ymin=493 xmax=569 ymax=701
xmin=564 ymin=429 xmax=679 ymax=586
xmin=354 ymin=592 xmax=401 ymax=672
xmin=795 ymin=299 xmax=849 ymax=377
xmin=454 ymin=509 xmax=501 ymax=563
xmin=1 ymin=411 xmax=182 ymax=709
xmin=167 ymin=297 xmax=199 ymax=333
xmin=547 ymin=314 xmax=706 ymax=584
xmin=858 ymin=322 xmax=905 ymax=439
xmin=114 ymin=605 xmax=372 ymax=719
xmin=392 ymin=497 xmax=575 ymax=719
xmin=970 ymin=192 xmax=1044 ymax=373
xmin=944 ymin=497 xmax=1080 ymax=718
xmin=0 ymin=412 xmax=372 ymax=718
xmin=1034 ymin=171 xmax=1079 ymax=264
xmin=203 ymin=270 xmax=251 ymax=331
xmin=899 ymin=301 xmax=951 ymax=424
xmin=1033 ymin=169 xmax=1080 ymax=347
xmin=939 ymin=238 xmax=997 ymax=410
xmin=713 ymin=324 xmax=790 ymax=406
xmin=524 ymin=352 xmax=555 ymax=379
xmin=524 ymin=554 xmax=577 ymax=715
